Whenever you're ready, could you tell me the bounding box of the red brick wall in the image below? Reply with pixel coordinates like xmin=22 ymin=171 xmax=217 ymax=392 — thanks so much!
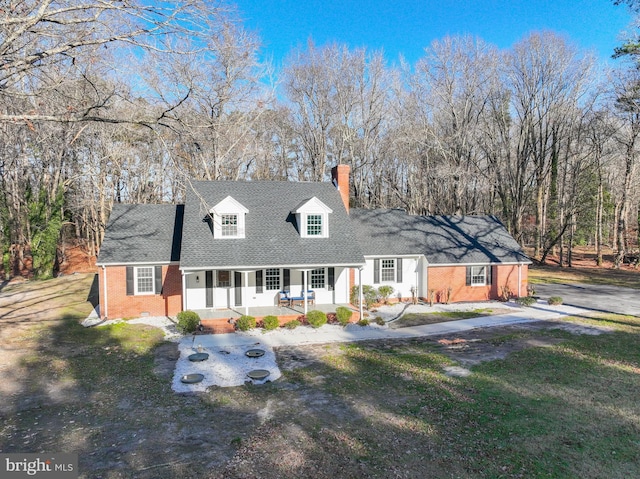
xmin=427 ymin=264 xmax=528 ymax=303
xmin=99 ymin=264 xmax=182 ymax=319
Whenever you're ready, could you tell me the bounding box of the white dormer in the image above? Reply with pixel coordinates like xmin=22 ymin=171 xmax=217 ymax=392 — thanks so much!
xmin=210 ymin=196 xmax=249 ymax=239
xmin=294 ymin=197 xmax=333 ymax=238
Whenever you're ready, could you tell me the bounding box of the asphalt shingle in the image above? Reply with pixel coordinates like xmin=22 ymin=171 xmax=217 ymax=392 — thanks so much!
xmin=97 ymin=204 xmax=183 ymax=265
xmin=349 ymin=208 xmax=529 ymax=264
xmin=179 ymin=181 xmax=365 ymax=269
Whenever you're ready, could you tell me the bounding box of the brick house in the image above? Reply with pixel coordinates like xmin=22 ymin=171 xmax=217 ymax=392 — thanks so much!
xmin=96 ymin=165 xmax=529 ymax=321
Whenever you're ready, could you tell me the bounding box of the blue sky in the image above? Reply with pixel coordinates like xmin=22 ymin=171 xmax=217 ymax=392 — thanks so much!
xmin=233 ymin=0 xmax=634 ymax=66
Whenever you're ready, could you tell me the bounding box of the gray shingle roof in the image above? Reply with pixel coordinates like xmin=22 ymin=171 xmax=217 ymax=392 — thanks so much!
xmin=349 ymin=208 xmax=530 ymax=264
xmin=97 ymin=204 xmax=183 ymax=265
xmin=179 ymin=181 xmax=365 ymax=269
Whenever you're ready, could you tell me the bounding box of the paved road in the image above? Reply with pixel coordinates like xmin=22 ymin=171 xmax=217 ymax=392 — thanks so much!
xmin=534 ymin=282 xmax=640 ymax=316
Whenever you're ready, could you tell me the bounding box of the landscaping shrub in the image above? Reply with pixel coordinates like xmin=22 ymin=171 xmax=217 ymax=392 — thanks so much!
xmin=350 ymin=284 xmax=378 ymax=309
xmin=516 ymin=296 xmax=537 ymax=307
xmin=357 ymin=318 xmax=370 ymax=326
xmin=262 ymin=315 xmax=279 ymax=331
xmin=548 ymin=296 xmax=563 ymax=306
xmin=306 ymin=310 xmax=328 ymax=328
xmin=377 ymin=285 xmax=394 ymax=304
xmin=335 ymin=306 xmax=353 ymax=326
xmin=375 ymin=316 xmax=385 ymax=326
xmin=284 ymin=319 xmax=301 ymax=329
xmin=176 ymin=310 xmax=200 ymax=334
xmin=235 ymin=315 xmax=256 ymax=331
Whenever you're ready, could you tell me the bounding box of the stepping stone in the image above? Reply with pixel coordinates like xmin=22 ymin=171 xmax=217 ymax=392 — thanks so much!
xmin=188 ymin=353 xmax=209 ymax=362
xmin=245 ymin=349 xmax=265 ymax=358
xmin=181 ymin=373 xmax=204 ymax=384
xmin=247 ymin=369 xmax=270 ymax=380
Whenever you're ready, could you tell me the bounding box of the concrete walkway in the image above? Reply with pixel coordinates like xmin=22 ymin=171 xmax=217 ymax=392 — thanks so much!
xmin=190 ymin=299 xmax=592 ymax=350
xmin=171 ymin=299 xmax=596 ymax=391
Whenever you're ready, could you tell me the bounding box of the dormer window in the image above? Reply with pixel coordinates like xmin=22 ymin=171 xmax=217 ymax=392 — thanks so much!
xmin=221 ymin=214 xmax=238 ymax=236
xmin=307 ymin=214 xmax=323 ymax=236
xmin=210 ymin=196 xmax=248 ymax=239
xmin=293 ymin=197 xmax=332 ymax=238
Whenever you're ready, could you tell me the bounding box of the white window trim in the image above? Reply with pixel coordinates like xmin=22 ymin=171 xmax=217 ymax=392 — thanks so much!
xmin=380 ymin=259 xmax=396 ymax=283
xmin=303 ymin=213 xmax=327 ymax=238
xmin=211 ymin=196 xmax=248 ymax=239
xmin=470 ymin=265 xmax=487 ymax=286
xmin=265 ymin=268 xmax=281 ymax=291
xmin=310 ymin=268 xmax=326 ymax=289
xmin=135 ymin=266 xmax=155 ymax=295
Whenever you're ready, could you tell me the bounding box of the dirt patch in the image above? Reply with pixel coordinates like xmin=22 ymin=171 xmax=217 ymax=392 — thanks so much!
xmin=388 ymin=307 xmax=513 ymax=329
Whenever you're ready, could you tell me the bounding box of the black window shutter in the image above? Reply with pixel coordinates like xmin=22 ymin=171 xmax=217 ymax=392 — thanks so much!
xmin=465 ymin=266 xmax=471 ymax=286
xmin=328 ymin=267 xmax=335 ymax=291
xmin=396 ymin=258 xmax=403 ymax=283
xmin=126 ymin=266 xmax=134 ymax=295
xmin=154 ymin=265 xmax=162 ymax=294
xmin=256 ymin=270 xmax=263 ymax=293
xmin=283 ymin=269 xmax=290 ymax=291
xmin=487 ymin=265 xmax=493 ymax=285
xmin=374 ymin=259 xmax=380 ymax=283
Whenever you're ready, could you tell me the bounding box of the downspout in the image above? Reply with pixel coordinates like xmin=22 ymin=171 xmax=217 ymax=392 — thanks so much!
xmin=358 ymin=267 xmax=363 ymax=321
xmin=102 ymin=265 xmax=108 ymax=319
xmin=182 ymin=271 xmax=187 ymax=311
xmin=518 ymin=264 xmax=522 ymax=297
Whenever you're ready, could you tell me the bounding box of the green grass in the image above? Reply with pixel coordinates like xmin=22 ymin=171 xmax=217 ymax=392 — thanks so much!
xmin=391 ymin=309 xmax=495 ymax=328
xmin=3 ymin=275 xmax=640 ymax=478
xmin=530 ymin=264 xmax=640 ymax=289
xmin=271 ymin=314 xmax=640 ymax=478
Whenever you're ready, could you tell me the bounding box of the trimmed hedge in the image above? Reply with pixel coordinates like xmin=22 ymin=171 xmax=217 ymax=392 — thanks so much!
xmin=262 ymin=315 xmax=279 ymax=331
xmin=335 ymin=306 xmax=353 ymax=326
xmin=548 ymin=296 xmax=563 ymax=306
xmin=176 ymin=310 xmax=200 ymax=334
xmin=236 ymin=315 xmax=256 ymax=331
xmin=306 ymin=310 xmax=328 ymax=328
xmin=284 ymin=319 xmax=301 ymax=329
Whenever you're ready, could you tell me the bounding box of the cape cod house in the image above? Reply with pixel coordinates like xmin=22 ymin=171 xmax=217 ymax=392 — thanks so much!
xmin=96 ymin=166 xmax=530 ymax=325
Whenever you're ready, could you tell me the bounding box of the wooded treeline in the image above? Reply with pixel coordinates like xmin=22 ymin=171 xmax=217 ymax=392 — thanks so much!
xmin=2 ymin=1 xmax=640 ymax=278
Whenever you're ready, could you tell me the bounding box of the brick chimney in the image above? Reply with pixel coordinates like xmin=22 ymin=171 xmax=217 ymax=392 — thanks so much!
xmin=331 ymin=164 xmax=350 ymax=213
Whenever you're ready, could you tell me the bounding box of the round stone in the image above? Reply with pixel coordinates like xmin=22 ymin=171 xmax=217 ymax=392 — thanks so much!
xmin=246 ymin=369 xmax=270 ymax=380
xmin=188 ymin=353 xmax=209 ymax=362
xmin=245 ymin=349 xmax=265 ymax=358
xmin=180 ymin=373 xmax=204 ymax=384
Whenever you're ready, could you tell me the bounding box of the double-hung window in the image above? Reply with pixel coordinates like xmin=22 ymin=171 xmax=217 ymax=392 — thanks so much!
xmin=265 ymin=268 xmax=280 ymax=291
xmin=136 ymin=267 xmax=154 ymax=294
xmin=221 ymin=214 xmax=238 ymax=237
xmin=466 ymin=265 xmax=492 ymax=286
xmin=306 ymin=214 xmax=323 ymax=236
xmin=126 ymin=265 xmax=161 ymax=296
xmin=380 ymin=259 xmax=396 ymax=282
xmin=373 ymin=258 xmax=403 ymax=284
xmin=311 ymin=268 xmax=325 ymax=289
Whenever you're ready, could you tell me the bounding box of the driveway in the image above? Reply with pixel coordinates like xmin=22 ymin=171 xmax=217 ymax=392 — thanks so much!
xmin=534 ymin=282 xmax=640 ymax=316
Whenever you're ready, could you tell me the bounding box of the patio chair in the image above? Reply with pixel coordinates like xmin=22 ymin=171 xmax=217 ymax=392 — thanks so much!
xmin=278 ymin=291 xmax=290 ymax=307
xmin=306 ymin=289 xmax=315 ymax=305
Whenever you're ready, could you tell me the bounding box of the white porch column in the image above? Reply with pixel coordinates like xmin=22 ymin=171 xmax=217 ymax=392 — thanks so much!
xmin=358 ymin=267 xmax=363 ymax=321
xmin=182 ymin=271 xmax=187 ymax=311
xmin=102 ymin=266 xmax=108 ymax=319
xmin=303 ymin=270 xmax=308 ymax=315
xmin=244 ymin=271 xmax=250 ymax=316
